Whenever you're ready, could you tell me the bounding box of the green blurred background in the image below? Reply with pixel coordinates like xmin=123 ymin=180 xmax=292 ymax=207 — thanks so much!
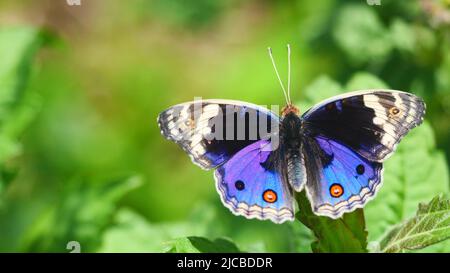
xmin=0 ymin=0 xmax=449 ymax=252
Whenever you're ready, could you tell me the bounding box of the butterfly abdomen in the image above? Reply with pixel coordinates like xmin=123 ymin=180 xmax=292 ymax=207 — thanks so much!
xmin=280 ymin=112 xmax=307 ymax=191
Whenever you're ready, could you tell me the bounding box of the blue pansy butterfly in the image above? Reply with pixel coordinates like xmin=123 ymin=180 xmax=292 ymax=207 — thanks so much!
xmin=157 ymin=46 xmax=425 ymax=224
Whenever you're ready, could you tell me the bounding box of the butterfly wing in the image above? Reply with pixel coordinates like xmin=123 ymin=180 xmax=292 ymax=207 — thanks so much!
xmin=302 ymin=90 xmax=426 ymax=162
xmin=300 ymin=90 xmax=425 ymax=218
xmin=302 ymin=136 xmax=383 ymax=218
xmin=158 ymin=100 xmax=279 ymax=169
xmin=215 ymin=139 xmax=295 ymax=223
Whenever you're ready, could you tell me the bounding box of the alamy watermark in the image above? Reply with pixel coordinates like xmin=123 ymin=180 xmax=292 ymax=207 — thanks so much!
xmin=167 ymin=97 xmax=281 ymax=151
xmin=367 ymin=0 xmax=381 ymax=5
xmin=66 ymin=0 xmax=81 ymax=6
xmin=66 ymin=241 xmax=81 ymax=253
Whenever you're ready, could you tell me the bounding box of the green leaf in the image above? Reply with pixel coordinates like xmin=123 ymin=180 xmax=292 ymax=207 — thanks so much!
xmin=389 ymin=19 xmax=416 ymax=54
xmin=0 ymin=27 xmax=42 ymax=117
xmin=298 ymin=74 xmax=343 ymax=114
xmin=436 ymin=51 xmax=450 ymax=94
xmin=0 ymin=27 xmax=44 ymax=195
xmin=165 ymin=237 xmax=241 ymax=253
xmin=21 ymin=176 xmax=142 ymax=252
xmin=332 ymin=4 xmax=392 ymax=65
xmin=99 ymin=207 xmax=205 ymax=252
xmin=99 ymin=201 xmax=227 ymax=252
xmin=0 ymin=93 xmax=41 ymax=164
xmin=295 ymin=191 xmax=368 ymax=253
xmin=365 ymin=121 xmax=449 ymax=242
xmin=345 ymin=72 xmax=389 ymax=91
xmin=302 ymin=75 xmax=343 ymax=106
xmin=285 ymin=221 xmax=314 ymax=253
xmin=99 ymin=206 xmax=241 ymax=253
xmin=144 ymin=0 xmax=231 ymax=29
xmin=379 ymin=195 xmax=450 ymax=253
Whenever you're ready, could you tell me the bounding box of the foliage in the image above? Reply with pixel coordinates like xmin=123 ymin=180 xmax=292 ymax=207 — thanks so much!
xmin=378 ymin=195 xmax=450 ymax=253
xmin=21 ymin=176 xmax=142 ymax=252
xmin=0 ymin=27 xmax=43 ymax=197
xmin=0 ymin=0 xmax=449 ymax=253
xmin=99 ymin=208 xmax=199 ymax=252
xmin=333 ymin=4 xmax=392 ymax=65
xmin=296 ymin=192 xmax=367 ymax=253
xmin=165 ymin=237 xmax=240 ymax=253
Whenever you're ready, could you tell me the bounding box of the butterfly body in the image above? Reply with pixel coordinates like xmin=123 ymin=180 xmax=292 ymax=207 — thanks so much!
xmin=278 ymin=109 xmax=307 ymax=192
xmin=158 ymin=90 xmax=425 ymax=223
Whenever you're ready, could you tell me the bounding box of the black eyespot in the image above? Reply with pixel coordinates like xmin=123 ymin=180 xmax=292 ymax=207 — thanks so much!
xmin=356 ymin=164 xmax=365 ymax=175
xmin=235 ymin=180 xmax=245 ymax=191
xmin=322 ymin=152 xmax=334 ymax=168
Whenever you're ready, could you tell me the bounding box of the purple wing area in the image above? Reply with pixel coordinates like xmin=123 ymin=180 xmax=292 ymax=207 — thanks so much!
xmin=215 ymin=140 xmax=295 ymax=224
xmin=304 ymin=136 xmax=383 ymax=219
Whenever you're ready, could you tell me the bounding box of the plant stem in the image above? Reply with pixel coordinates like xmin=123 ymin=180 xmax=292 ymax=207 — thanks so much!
xmin=295 ymin=191 xmax=369 ymax=253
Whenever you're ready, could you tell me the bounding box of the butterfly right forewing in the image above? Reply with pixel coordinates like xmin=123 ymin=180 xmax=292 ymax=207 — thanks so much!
xmin=301 ymin=90 xmax=426 ymax=162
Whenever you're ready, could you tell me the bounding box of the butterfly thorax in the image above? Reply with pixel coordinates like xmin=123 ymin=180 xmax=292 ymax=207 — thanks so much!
xmin=280 ymin=112 xmax=302 ymax=145
xmin=281 ymin=104 xmax=300 ymax=116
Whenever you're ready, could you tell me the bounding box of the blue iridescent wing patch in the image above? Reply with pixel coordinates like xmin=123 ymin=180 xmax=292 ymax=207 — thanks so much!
xmin=215 ymin=140 xmax=295 ymax=223
xmin=303 ymin=136 xmax=382 ymax=219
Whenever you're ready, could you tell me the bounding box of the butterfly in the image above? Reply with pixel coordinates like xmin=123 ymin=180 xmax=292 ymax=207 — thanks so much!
xmin=157 ymin=46 xmax=426 ymax=224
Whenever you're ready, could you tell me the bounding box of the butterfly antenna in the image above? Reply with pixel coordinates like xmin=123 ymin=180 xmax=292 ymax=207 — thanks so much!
xmin=287 ymin=44 xmax=292 ymax=104
xmin=268 ymin=47 xmax=290 ymax=106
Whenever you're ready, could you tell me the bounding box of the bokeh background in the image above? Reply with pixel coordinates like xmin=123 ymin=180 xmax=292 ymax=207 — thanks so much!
xmin=0 ymin=0 xmax=449 ymax=252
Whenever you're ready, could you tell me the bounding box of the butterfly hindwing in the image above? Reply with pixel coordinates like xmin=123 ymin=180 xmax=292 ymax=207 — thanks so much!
xmin=303 ymin=136 xmax=383 ymax=218
xmin=302 ymin=90 xmax=425 ymax=162
xmin=215 ymin=140 xmax=295 ymax=223
xmin=158 ymin=100 xmax=279 ymax=169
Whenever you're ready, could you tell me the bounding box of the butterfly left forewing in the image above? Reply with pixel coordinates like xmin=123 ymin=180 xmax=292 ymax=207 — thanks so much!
xmin=158 ymin=100 xmax=280 ymax=169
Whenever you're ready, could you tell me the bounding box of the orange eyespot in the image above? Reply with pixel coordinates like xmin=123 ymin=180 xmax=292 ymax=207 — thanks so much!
xmin=330 ymin=184 xmax=344 ymax=198
xmin=263 ymin=189 xmax=277 ymax=203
